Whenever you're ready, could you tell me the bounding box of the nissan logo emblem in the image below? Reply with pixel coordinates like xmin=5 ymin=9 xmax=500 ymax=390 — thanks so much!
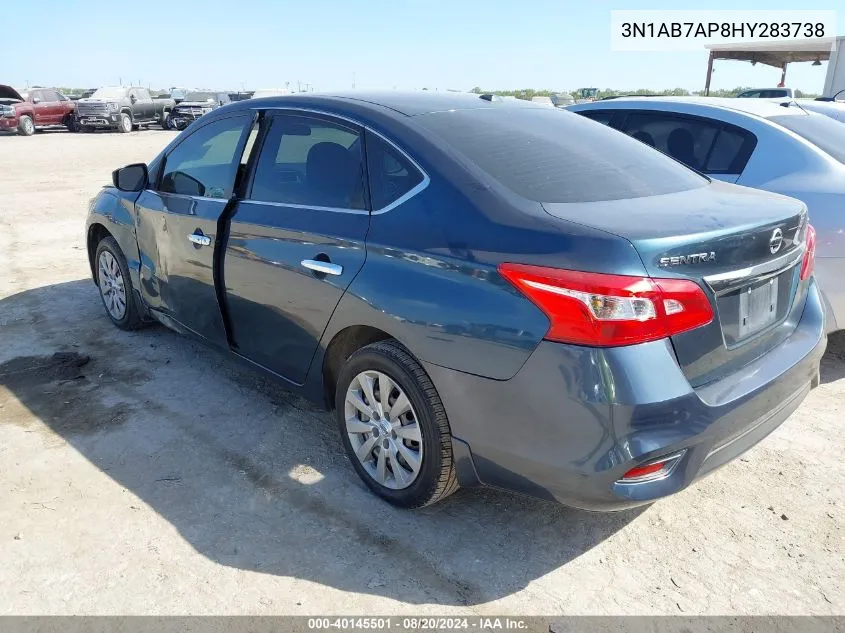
xmin=769 ymin=228 xmax=784 ymax=254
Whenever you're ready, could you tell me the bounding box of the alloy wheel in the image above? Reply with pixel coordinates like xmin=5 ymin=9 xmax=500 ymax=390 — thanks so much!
xmin=345 ymin=370 xmax=423 ymax=490
xmin=97 ymin=251 xmax=127 ymax=320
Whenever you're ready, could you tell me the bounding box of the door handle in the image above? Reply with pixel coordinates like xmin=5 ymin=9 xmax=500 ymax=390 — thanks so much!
xmin=187 ymin=233 xmax=211 ymax=246
xmin=301 ymin=259 xmax=343 ymax=276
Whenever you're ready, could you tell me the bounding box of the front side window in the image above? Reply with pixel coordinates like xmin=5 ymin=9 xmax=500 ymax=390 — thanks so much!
xmin=622 ymin=112 xmax=756 ymax=175
xmin=366 ymin=132 xmax=424 ymax=210
xmin=249 ymin=114 xmax=365 ymax=209
xmin=158 ymin=116 xmax=252 ymax=199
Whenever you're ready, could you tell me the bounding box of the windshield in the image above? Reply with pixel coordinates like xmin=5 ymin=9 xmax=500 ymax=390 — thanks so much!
xmin=769 ymin=113 xmax=845 ymax=164
xmin=185 ymin=92 xmax=217 ymax=102
xmin=416 ymin=107 xmax=707 ymax=203
xmin=91 ymin=87 xmax=128 ymax=99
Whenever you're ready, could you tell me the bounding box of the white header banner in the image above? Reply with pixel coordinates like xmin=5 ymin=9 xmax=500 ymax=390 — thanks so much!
xmin=610 ymin=10 xmax=837 ymax=52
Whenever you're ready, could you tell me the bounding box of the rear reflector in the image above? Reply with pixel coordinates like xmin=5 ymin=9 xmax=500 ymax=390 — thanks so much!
xmin=618 ymin=451 xmax=685 ymax=484
xmin=498 ymin=264 xmax=713 ymax=347
xmin=800 ymin=224 xmax=816 ymax=281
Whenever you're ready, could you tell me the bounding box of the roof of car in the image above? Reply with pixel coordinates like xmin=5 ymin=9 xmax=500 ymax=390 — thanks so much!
xmin=243 ymin=91 xmax=547 ymax=116
xmin=572 ymin=96 xmax=807 ymax=119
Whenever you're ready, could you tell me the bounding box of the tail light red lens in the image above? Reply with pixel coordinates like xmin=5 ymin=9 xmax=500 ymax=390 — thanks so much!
xmin=618 ymin=451 xmax=685 ymax=483
xmin=498 ymin=263 xmax=713 ymax=347
xmin=800 ymin=223 xmax=816 ymax=281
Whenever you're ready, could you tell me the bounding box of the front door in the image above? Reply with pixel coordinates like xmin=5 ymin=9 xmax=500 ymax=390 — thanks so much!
xmin=135 ymin=113 xmax=255 ymax=345
xmin=30 ymin=90 xmax=50 ymax=125
xmin=223 ymin=111 xmax=370 ymax=384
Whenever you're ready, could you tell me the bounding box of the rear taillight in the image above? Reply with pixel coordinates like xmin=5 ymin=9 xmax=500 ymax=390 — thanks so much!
xmin=800 ymin=223 xmax=816 ymax=281
xmin=498 ymin=264 xmax=713 ymax=347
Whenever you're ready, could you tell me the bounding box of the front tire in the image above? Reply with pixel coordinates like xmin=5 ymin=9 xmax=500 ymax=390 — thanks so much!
xmin=94 ymin=236 xmax=145 ymax=330
xmin=335 ymin=340 xmax=458 ymax=508
xmin=161 ymin=112 xmax=172 ymax=129
xmin=18 ymin=115 xmax=35 ymax=136
xmin=118 ymin=113 xmax=132 ymax=133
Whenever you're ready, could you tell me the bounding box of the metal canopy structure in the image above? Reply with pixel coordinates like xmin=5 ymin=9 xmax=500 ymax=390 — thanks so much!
xmin=703 ymin=38 xmax=836 ymax=94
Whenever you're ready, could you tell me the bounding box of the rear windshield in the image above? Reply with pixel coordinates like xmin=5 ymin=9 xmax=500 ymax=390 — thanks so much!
xmin=416 ymin=108 xmax=707 ymax=202
xmin=769 ymin=113 xmax=845 ymax=164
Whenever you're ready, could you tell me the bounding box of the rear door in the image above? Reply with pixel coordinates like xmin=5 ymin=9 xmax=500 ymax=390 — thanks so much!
xmin=619 ymin=111 xmax=757 ymax=183
xmin=134 ymin=113 xmax=255 ymax=345
xmin=223 ymin=110 xmax=369 ymax=384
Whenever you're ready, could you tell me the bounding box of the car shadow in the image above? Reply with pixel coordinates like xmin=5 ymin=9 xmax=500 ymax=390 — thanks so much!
xmin=5 ymin=280 xmax=841 ymax=605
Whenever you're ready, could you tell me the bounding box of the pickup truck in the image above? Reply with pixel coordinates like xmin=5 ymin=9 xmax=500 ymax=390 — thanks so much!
xmin=167 ymin=91 xmax=231 ymax=130
xmin=75 ymin=87 xmax=175 ymax=133
xmin=0 ymin=85 xmax=77 ymax=136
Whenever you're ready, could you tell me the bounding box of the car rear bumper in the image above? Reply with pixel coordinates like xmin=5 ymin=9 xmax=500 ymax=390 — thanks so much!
xmin=813 ymin=257 xmax=843 ymax=332
xmin=425 ymin=279 xmax=827 ymax=510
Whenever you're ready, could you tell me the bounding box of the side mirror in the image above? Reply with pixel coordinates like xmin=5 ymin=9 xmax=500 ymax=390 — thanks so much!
xmin=32 ymin=97 xmax=41 ymax=104
xmin=112 ymin=163 xmax=148 ymax=192
xmin=130 ymin=95 xmax=137 ymax=103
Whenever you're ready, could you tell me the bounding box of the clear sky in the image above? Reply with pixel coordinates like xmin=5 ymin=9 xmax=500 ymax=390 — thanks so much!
xmin=2 ymin=0 xmax=842 ymax=93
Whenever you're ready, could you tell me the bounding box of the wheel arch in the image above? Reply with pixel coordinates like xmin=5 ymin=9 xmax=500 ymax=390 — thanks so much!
xmin=320 ymin=325 xmax=394 ymax=409
xmin=87 ymin=223 xmax=114 ymax=284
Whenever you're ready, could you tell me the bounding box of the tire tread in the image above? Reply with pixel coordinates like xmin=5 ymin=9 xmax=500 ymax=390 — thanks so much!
xmin=341 ymin=340 xmax=458 ymax=508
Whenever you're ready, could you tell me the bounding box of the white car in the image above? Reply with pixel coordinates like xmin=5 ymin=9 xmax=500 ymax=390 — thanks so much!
xmin=737 ymin=88 xmax=796 ymax=99
xmin=568 ymin=97 xmax=845 ymax=332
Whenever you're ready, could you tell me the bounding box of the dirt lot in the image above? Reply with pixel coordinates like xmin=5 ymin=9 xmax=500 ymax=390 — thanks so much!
xmin=0 ymin=129 xmax=843 ymax=616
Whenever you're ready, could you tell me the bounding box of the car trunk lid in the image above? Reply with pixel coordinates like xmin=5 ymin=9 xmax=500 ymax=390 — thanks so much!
xmin=543 ymin=181 xmax=809 ymax=387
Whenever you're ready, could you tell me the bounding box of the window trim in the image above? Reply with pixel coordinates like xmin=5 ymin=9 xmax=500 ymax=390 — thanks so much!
xmin=255 ymin=106 xmax=430 ymax=215
xmin=616 ymin=109 xmax=758 ymax=176
xmin=154 ymin=111 xmax=257 ymax=200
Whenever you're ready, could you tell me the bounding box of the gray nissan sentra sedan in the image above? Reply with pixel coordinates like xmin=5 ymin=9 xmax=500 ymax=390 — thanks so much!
xmin=86 ymin=92 xmax=826 ymax=510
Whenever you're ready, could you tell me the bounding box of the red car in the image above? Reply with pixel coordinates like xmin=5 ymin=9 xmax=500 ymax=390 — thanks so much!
xmin=0 ymin=85 xmax=77 ymax=136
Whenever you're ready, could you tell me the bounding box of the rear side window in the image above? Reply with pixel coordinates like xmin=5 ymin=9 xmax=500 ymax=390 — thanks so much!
xmin=159 ymin=116 xmax=252 ymax=198
xmin=622 ymin=112 xmax=756 ymax=175
xmin=416 ymin=108 xmax=706 ymax=203
xmin=578 ymin=110 xmax=615 ymax=126
xmin=366 ymin=132 xmax=424 ymax=210
xmin=249 ymin=114 xmax=366 ymax=210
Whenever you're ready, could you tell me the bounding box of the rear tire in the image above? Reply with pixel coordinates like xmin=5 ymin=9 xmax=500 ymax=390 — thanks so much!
xmin=335 ymin=340 xmax=458 ymax=508
xmin=94 ymin=236 xmax=145 ymax=330
xmin=18 ymin=115 xmax=34 ymax=136
xmin=118 ymin=113 xmax=132 ymax=133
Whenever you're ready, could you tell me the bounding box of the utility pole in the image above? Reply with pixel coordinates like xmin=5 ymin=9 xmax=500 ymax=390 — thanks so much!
xmin=352 ymin=72 xmax=356 ymax=89
xmin=297 ymin=80 xmax=301 ymax=93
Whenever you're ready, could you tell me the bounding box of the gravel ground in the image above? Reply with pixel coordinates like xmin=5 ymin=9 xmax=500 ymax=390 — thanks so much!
xmin=0 ymin=129 xmax=842 ymax=616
